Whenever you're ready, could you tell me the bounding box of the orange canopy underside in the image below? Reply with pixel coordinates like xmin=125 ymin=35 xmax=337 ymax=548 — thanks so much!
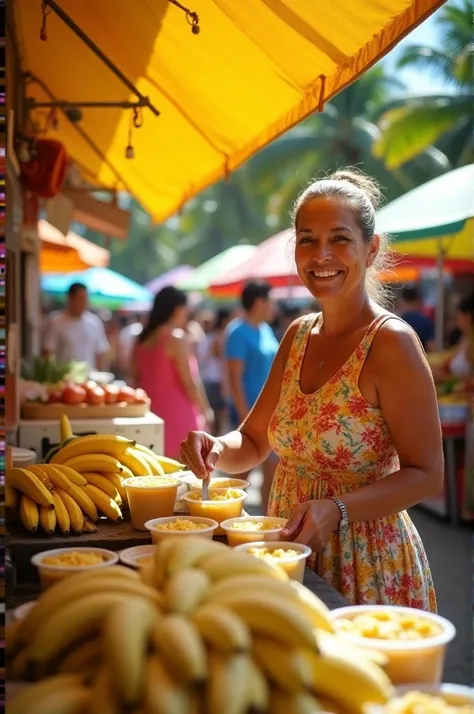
xmin=15 ymin=0 xmax=445 ymax=222
xmin=39 ymin=219 xmax=110 ymax=273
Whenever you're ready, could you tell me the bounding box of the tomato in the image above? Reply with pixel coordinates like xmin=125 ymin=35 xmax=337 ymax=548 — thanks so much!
xmin=103 ymin=384 xmax=119 ymax=404
xmin=62 ymin=385 xmax=87 ymax=405
xmin=134 ymin=388 xmax=148 ymax=404
xmin=117 ymin=385 xmax=136 ymax=404
xmin=86 ymin=386 xmax=106 ymax=406
xmin=83 ymin=380 xmax=98 ymax=391
xmin=48 ymin=389 xmax=64 ymax=404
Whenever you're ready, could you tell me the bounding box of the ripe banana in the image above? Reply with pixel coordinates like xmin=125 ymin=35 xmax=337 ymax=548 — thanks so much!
xmin=54 ymin=487 xmax=84 ymax=533
xmin=83 ymin=484 xmax=123 ymax=522
xmin=58 ymin=639 xmax=102 ymax=675
xmin=62 ymin=454 xmax=124 ymax=475
xmin=103 ymin=597 xmax=158 ymax=706
xmin=157 ymin=535 xmax=227 ymax=583
xmin=39 ymin=505 xmax=57 ymax=535
xmin=199 ymin=550 xmax=288 ymax=582
xmin=144 ymin=654 xmax=190 ymax=714
xmin=8 ymin=674 xmax=88 ymax=714
xmin=5 ymin=484 xmax=19 ymax=510
xmin=129 ymin=446 xmax=164 ymax=475
xmin=246 ymin=657 xmax=270 ymax=712
xmin=19 ymin=494 xmax=39 ymax=533
xmin=152 ymin=614 xmax=207 ymax=684
xmin=164 ymin=567 xmax=211 ymax=614
xmin=119 ymin=448 xmax=153 ymax=476
xmin=213 ymin=592 xmax=317 ymax=650
xmin=206 ymin=652 xmax=251 ymax=714
xmin=51 ymin=434 xmax=134 ymax=464
xmin=49 ymin=464 xmax=87 ymax=487
xmin=134 ymin=445 xmax=185 ymax=473
xmin=59 ymin=414 xmax=73 ymax=443
xmin=82 ymin=472 xmax=122 ymax=503
xmin=50 ymin=490 xmax=70 ymax=535
xmin=41 ymin=466 xmax=99 ymax=521
xmin=102 ymin=472 xmax=128 ymax=506
xmin=270 ymin=689 xmax=321 ymax=714
xmin=7 ymin=468 xmax=54 ymax=509
xmin=25 ymin=464 xmax=55 ymax=491
xmin=252 ymin=636 xmax=312 ymax=693
xmin=82 ymin=516 xmax=99 ymax=533
xmin=192 ymin=604 xmax=251 ymax=654
xmin=316 ymin=628 xmax=388 ymax=668
xmin=306 ymin=650 xmax=394 ymax=713
xmin=88 ymin=666 xmax=121 ymax=714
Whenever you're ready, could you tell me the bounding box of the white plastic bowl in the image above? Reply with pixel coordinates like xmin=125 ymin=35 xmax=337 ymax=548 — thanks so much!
xmin=329 ymin=605 xmax=456 ymax=685
xmin=234 ymin=540 xmax=311 ymax=583
xmin=182 ymin=488 xmax=248 ymax=535
xmin=32 ymin=547 xmax=119 ymax=589
xmin=366 ymin=683 xmax=474 ymax=712
xmin=144 ymin=516 xmax=219 ymax=544
xmin=220 ymin=516 xmax=288 ymax=547
xmin=119 ymin=545 xmax=156 ymax=569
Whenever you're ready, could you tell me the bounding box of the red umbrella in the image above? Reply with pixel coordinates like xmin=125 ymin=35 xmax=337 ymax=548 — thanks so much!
xmin=209 ymin=229 xmax=302 ymax=298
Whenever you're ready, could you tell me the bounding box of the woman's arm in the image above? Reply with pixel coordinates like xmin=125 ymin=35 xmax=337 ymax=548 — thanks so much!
xmin=341 ymin=320 xmax=444 ymax=522
xmin=215 ymin=321 xmax=300 ymax=473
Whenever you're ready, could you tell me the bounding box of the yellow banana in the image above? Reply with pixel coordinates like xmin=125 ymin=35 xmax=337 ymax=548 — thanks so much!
xmin=5 ymin=484 xmax=19 ymax=510
xmin=62 ymin=454 xmax=124 ymax=475
xmin=82 ymin=516 xmax=99 ymax=533
xmin=164 ymin=567 xmax=211 ymax=614
xmin=140 ymin=561 xmax=156 ymax=588
xmin=49 ymin=464 xmax=87 ymax=487
xmin=59 ymin=413 xmax=73 ymax=443
xmin=19 ymin=494 xmax=39 ymax=533
xmin=103 ymin=597 xmax=158 ymax=706
xmin=157 ymin=535 xmax=227 ymax=582
xmin=51 ymin=434 xmax=134 ymax=464
xmin=82 ymin=472 xmax=121 ymax=503
xmin=7 ymin=468 xmax=54 ymax=509
xmin=51 ymin=490 xmax=70 ymax=535
xmin=317 ymin=628 xmax=387 ymax=668
xmin=306 ymin=650 xmax=394 ymax=713
xmin=206 ymin=652 xmax=251 ymax=714
xmin=8 ymin=674 xmax=88 ymax=714
xmin=152 ymin=614 xmax=207 ymax=684
xmin=129 ymin=446 xmax=165 ymax=475
xmin=246 ymin=658 xmax=270 ymax=712
xmin=192 ymin=604 xmax=251 ymax=654
xmin=102 ymin=472 xmax=128 ymax=506
xmin=252 ymin=636 xmax=312 ymax=693
xmin=144 ymin=654 xmax=190 ymax=714
xmin=119 ymin=448 xmax=153 ymax=476
xmin=134 ymin=444 xmax=185 ymax=473
xmin=58 ymin=639 xmax=102 ymax=675
xmin=199 ymin=550 xmax=288 ymax=582
xmin=270 ymin=690 xmax=321 ymax=714
xmin=55 ymin=487 xmax=84 ymax=533
xmin=41 ymin=466 xmax=99 ymax=521
xmin=8 ymin=645 xmax=31 ymax=681
xmin=88 ymin=666 xmax=121 ymax=714
xmin=27 ymin=464 xmax=55 ymax=491
xmin=39 ymin=505 xmax=57 ymax=535
xmin=83 ymin=484 xmax=123 ymax=522
xmin=212 ymin=591 xmax=317 ymax=650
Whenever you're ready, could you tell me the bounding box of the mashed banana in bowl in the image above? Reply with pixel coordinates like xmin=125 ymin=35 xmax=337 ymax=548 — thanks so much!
xmin=187 ymin=488 xmax=242 ymax=502
xmin=154 ymin=518 xmax=210 ymax=531
xmin=378 ymin=691 xmax=473 ymax=714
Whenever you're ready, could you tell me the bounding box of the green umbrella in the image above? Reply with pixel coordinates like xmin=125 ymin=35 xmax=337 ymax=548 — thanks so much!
xmin=179 ymin=245 xmax=257 ymax=293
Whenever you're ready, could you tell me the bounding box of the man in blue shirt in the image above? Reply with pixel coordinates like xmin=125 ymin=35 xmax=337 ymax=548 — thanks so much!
xmin=400 ymin=285 xmax=435 ymax=352
xmin=224 ymin=280 xmax=279 ymax=510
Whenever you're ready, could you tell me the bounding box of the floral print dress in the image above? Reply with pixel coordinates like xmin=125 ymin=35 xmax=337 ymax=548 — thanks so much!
xmin=268 ymin=313 xmax=437 ymax=611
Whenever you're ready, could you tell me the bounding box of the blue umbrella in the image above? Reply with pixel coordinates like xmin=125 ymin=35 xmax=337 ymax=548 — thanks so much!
xmin=41 ymin=268 xmax=153 ymax=307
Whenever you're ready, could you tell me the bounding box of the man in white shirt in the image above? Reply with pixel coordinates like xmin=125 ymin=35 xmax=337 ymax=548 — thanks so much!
xmin=43 ymin=282 xmax=110 ymax=370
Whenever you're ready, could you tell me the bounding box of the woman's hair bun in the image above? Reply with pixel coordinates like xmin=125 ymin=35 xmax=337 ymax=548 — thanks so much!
xmin=329 ymin=168 xmax=383 ymax=209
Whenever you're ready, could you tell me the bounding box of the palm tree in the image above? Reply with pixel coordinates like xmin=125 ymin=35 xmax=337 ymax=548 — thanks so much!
xmin=245 ymin=66 xmax=450 ymax=230
xmin=373 ymin=0 xmax=473 ymax=169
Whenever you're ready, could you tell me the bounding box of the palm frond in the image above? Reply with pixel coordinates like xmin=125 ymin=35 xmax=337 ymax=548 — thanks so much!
xmin=396 ymin=46 xmax=455 ymax=82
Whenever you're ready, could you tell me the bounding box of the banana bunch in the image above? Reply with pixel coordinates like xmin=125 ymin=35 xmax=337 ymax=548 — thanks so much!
xmin=8 ymin=536 xmax=395 ymax=714
xmin=7 ymin=415 xmax=186 ymax=535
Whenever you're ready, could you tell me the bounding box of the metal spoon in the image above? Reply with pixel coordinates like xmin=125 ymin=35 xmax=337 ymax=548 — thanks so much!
xmin=202 ymin=473 xmax=210 ymax=500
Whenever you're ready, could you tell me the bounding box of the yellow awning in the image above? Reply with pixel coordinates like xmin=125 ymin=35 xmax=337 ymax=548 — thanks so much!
xmin=14 ymin=0 xmax=445 ymax=222
xmin=394 ymin=219 xmax=474 ymax=260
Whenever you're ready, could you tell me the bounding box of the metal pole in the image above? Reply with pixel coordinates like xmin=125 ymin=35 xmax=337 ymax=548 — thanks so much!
xmin=42 ymin=0 xmax=160 ymax=117
xmin=435 ymin=242 xmax=445 ymax=351
xmin=27 ymin=100 xmax=148 ymax=110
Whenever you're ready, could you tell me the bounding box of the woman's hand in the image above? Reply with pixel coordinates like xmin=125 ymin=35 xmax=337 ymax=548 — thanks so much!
xmin=180 ymin=431 xmax=224 ymax=480
xmin=281 ymin=499 xmax=342 ymax=551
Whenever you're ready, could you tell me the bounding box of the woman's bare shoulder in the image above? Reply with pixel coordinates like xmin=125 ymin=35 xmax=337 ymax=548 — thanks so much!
xmin=372 ymin=314 xmax=428 ymax=369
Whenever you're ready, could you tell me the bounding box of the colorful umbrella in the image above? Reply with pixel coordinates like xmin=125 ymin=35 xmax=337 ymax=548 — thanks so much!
xmin=41 ymin=268 xmax=153 ymax=309
xmin=145 ymin=265 xmax=194 ymax=294
xmin=39 ymin=219 xmax=110 ymax=273
xmin=179 ymin=246 xmax=257 ymax=293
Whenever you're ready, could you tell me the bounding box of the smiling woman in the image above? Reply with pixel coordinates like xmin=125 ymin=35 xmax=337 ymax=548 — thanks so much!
xmin=179 ymin=167 xmax=444 ymax=612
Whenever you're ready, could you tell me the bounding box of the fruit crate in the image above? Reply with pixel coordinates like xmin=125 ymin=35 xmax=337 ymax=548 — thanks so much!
xmin=20 ymin=401 xmax=151 ymax=420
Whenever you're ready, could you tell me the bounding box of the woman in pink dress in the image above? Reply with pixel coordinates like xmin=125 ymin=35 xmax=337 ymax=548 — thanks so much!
xmin=131 ymin=286 xmax=213 ymax=458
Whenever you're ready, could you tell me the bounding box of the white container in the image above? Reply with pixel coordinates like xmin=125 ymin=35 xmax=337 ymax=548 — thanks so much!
xmin=328 ymin=605 xmax=456 ymax=685
xmin=12 ymin=447 xmax=37 ymax=467
xmin=119 ymin=545 xmax=156 ymax=569
xmin=234 ymin=541 xmax=311 ymax=583
xmin=220 ymin=516 xmax=287 ymax=547
xmin=367 ymin=684 xmax=474 ymax=712
xmin=182 ymin=488 xmax=248 ymax=535
xmin=180 ymin=474 xmax=250 ymax=492
xmin=144 ymin=516 xmax=219 ymax=544
xmin=32 ymin=547 xmax=118 ymax=590
xmin=123 ymin=476 xmax=181 ymax=531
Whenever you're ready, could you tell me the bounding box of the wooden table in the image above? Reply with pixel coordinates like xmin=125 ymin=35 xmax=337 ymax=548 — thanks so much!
xmin=7 ymin=515 xmax=349 ymax=611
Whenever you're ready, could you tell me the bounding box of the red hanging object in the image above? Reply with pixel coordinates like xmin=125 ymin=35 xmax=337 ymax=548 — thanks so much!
xmin=20 ymin=139 xmax=69 ymax=198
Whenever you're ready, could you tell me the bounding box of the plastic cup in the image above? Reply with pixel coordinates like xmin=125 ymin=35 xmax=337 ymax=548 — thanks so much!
xmin=144 ymin=516 xmax=219 ymax=544
xmin=123 ymin=476 xmax=180 ymax=531
xmin=220 ymin=516 xmax=288 ymax=547
xmin=31 ymin=547 xmax=118 ymax=589
xmin=119 ymin=545 xmax=156 ymax=569
xmin=366 ymin=684 xmax=474 ymax=713
xmin=182 ymin=475 xmax=251 ymax=492
xmin=234 ymin=541 xmax=311 ymax=583
xmin=328 ymin=605 xmax=456 ymax=685
xmin=182 ymin=488 xmax=248 ymax=535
